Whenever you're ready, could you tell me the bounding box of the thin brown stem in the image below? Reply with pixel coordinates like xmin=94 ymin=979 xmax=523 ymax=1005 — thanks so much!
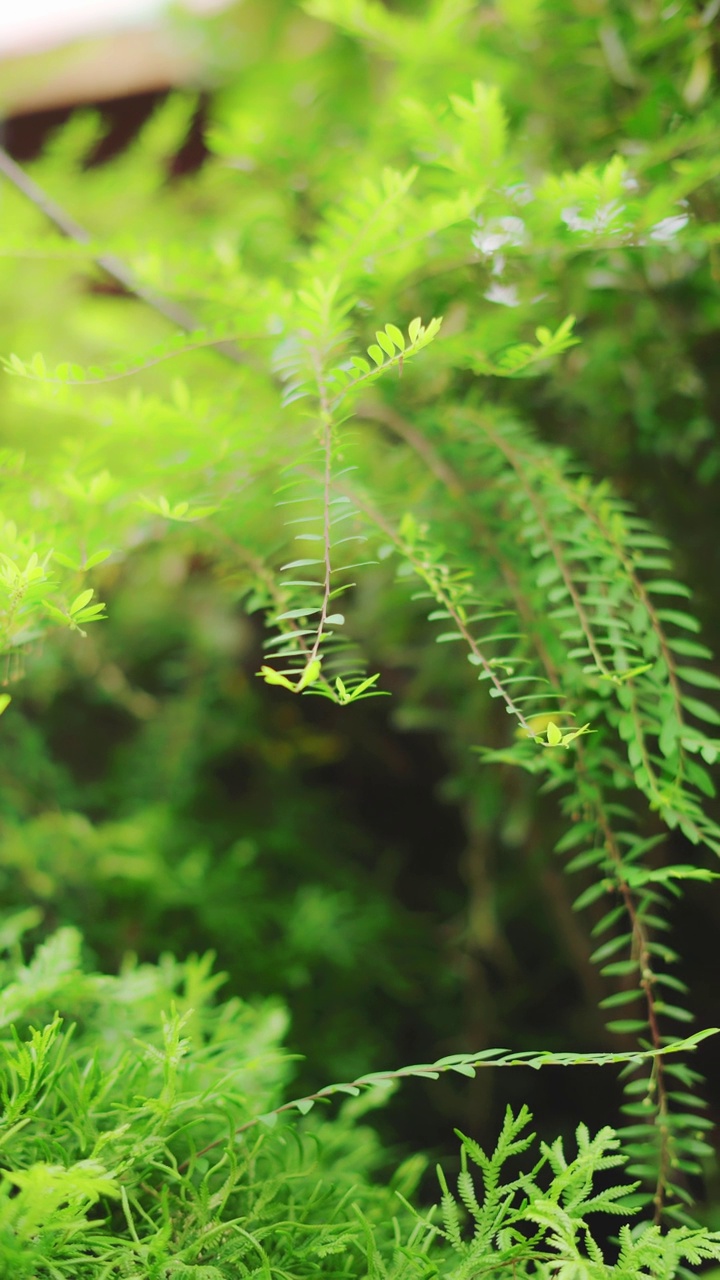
xmin=0 ymin=147 xmax=246 ymax=365
xmin=358 ymin=399 xmax=463 ymax=495
xmin=361 ymin=401 xmax=563 ymax=687
xmin=335 ymin=482 xmax=540 ymax=738
xmin=306 ymin=354 xmax=334 ymax=669
xmin=203 ymin=525 xmax=338 ymax=699
xmin=588 ymin=774 xmax=671 ymax=1223
xmin=479 ymin=424 xmax=614 ymax=679
xmin=568 ymin=480 xmax=686 ymax=728
xmin=177 ymin=1036 xmax=691 ymax=1172
xmin=15 ymin=333 xmax=269 ymax=386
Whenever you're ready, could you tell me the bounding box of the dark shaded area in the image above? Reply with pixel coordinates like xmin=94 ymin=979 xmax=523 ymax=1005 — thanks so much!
xmin=0 ymin=598 xmax=658 ymax=1162
xmin=1 ymin=88 xmax=209 ymax=176
xmin=2 ymin=92 xmax=162 ymax=164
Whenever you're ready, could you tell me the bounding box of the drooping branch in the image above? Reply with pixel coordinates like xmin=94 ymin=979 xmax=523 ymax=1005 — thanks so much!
xmin=0 ymin=147 xmax=246 ymax=365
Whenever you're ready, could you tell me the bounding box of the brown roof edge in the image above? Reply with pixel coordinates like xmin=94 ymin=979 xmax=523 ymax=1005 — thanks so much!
xmin=0 ymin=27 xmax=206 ymax=116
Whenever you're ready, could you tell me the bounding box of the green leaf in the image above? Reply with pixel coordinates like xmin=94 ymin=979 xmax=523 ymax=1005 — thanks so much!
xmin=656 ymin=610 xmax=700 ymax=633
xmin=625 ymin=865 xmax=720 ymax=886
xmin=52 ymin=550 xmax=80 ymax=569
xmin=667 ymin=638 xmax=713 ymax=659
xmin=599 ymin=989 xmax=641 ymax=1009
xmin=591 ymin=934 xmax=632 ymax=963
xmin=600 ymin=960 xmax=640 ymax=978
xmin=84 ymin=548 xmax=112 ymax=569
xmin=351 ymin=674 xmax=381 ymax=697
xmin=385 ymin=323 xmax=405 ymax=351
xmin=275 ymin=607 xmax=323 ymax=621
xmin=682 ymin=696 xmax=720 ymax=725
xmin=184 ymin=505 xmax=219 ymax=521
xmin=560 ymin=722 xmax=593 ymax=746
xmin=605 ymin=1019 xmax=649 ymax=1034
xmin=258 ymin=666 xmax=297 ymax=691
xmin=42 ymin=600 xmax=70 ymax=625
xmin=295 ymin=660 xmax=322 ymax=692
xmin=645 ymin=580 xmax=692 ymax=598
xmin=573 ymin=880 xmax=611 ymax=911
xmin=677 ymin=666 xmax=720 ymax=690
xmin=70 ymin=589 xmax=95 ymax=614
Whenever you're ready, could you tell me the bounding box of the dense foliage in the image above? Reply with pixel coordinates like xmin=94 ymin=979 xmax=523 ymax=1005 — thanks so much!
xmin=0 ymin=0 xmax=719 ymax=1273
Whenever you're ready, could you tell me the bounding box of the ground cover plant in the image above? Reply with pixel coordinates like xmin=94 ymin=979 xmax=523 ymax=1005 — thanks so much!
xmin=0 ymin=0 xmax=720 ymax=1273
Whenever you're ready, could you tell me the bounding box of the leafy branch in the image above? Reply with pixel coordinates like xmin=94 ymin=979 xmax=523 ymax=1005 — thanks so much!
xmin=182 ymin=1029 xmax=717 ymax=1168
xmin=0 ymin=146 xmax=246 ymax=365
xmin=1 ymin=329 xmax=266 ymax=387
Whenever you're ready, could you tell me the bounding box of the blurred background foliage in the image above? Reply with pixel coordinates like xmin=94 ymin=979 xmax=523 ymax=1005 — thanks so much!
xmin=0 ymin=0 xmax=719 ymax=1172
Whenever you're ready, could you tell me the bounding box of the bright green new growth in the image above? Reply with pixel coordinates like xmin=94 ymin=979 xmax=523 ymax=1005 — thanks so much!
xmin=0 ymin=0 xmax=719 ymax=1270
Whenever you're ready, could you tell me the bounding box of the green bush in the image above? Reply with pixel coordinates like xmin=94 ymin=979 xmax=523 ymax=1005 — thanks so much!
xmin=1 ymin=919 xmax=719 ymax=1277
xmin=0 ymin=916 xmax=397 ymax=1277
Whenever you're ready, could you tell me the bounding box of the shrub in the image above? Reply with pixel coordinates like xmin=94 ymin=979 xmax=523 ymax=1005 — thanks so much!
xmin=0 ymin=0 xmax=719 ymax=1268
xmin=2 ymin=919 xmax=719 ymax=1277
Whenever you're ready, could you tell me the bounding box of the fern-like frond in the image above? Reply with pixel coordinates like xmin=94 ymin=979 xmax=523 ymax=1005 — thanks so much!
xmin=182 ymin=1028 xmax=717 ymax=1166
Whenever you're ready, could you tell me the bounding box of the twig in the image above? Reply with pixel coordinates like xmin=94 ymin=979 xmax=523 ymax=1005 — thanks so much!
xmin=0 ymin=146 xmax=245 ymax=365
